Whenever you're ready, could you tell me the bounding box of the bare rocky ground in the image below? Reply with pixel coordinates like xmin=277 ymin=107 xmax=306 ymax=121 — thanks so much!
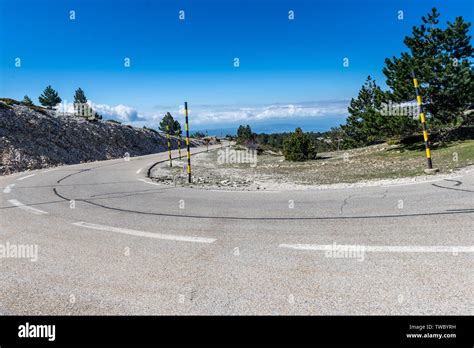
xmin=150 ymin=141 xmax=474 ymax=190
xmin=0 ymin=101 xmax=198 ymax=175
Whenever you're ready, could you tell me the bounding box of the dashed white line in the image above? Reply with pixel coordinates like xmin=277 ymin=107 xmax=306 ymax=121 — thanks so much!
xmin=72 ymin=222 xmax=216 ymax=244
xmin=3 ymin=184 xmax=15 ymax=193
xmin=17 ymin=174 xmax=36 ymax=181
xmin=279 ymin=244 xmax=474 ymax=253
xmin=8 ymin=199 xmax=49 ymax=215
xmin=136 ymin=168 xmax=142 ymax=174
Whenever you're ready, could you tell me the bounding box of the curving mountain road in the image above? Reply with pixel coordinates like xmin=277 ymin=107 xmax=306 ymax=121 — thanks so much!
xmin=1 ymin=144 xmax=473 ymax=315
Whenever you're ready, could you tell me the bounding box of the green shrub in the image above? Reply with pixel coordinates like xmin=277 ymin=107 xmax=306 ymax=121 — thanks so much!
xmin=29 ymin=105 xmax=48 ymax=115
xmin=0 ymin=98 xmax=20 ymax=106
xmin=282 ymin=128 xmax=317 ymax=161
xmin=192 ymin=131 xmax=206 ymax=138
xmin=386 ymin=137 xmax=401 ymax=145
xmin=21 ymin=95 xmax=34 ymax=106
xmin=0 ymin=101 xmax=12 ymax=110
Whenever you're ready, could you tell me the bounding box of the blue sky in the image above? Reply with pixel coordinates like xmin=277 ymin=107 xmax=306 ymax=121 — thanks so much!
xmin=0 ymin=0 xmax=472 ymax=133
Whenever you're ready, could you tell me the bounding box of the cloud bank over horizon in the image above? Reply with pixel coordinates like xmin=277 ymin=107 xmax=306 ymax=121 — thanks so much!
xmin=54 ymin=99 xmax=350 ymax=132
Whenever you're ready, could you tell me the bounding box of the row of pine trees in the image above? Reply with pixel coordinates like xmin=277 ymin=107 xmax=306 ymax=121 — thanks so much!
xmin=21 ymin=86 xmax=102 ymax=120
xmin=339 ymin=8 xmax=473 ymax=148
xmin=20 ymin=85 xmax=187 ymax=134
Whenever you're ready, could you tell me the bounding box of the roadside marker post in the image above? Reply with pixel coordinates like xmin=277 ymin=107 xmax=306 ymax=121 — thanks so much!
xmin=184 ymin=102 xmax=192 ymax=183
xmin=166 ymin=124 xmax=172 ymax=167
xmin=411 ymin=70 xmax=433 ymax=170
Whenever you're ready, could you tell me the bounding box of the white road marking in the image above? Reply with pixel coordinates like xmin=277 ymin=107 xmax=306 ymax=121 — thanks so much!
xmin=279 ymin=244 xmax=474 ymax=253
xmin=207 ymin=189 xmax=281 ymax=193
xmin=8 ymin=199 xmax=49 ymax=215
xmin=17 ymin=174 xmax=36 ymax=181
xmin=138 ymin=178 xmax=162 ymax=186
xmin=3 ymin=184 xmax=15 ymax=193
xmin=72 ymin=222 xmax=216 ymax=244
xmin=136 ymin=168 xmax=142 ymax=174
xmin=147 ymin=162 xmax=154 ymax=165
xmin=380 ymin=176 xmax=463 ymax=188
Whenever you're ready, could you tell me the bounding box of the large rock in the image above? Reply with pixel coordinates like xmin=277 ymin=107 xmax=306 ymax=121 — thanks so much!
xmin=0 ymin=103 xmax=197 ymax=175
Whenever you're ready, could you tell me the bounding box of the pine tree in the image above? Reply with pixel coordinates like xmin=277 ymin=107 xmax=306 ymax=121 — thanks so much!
xmin=342 ymin=77 xmax=387 ymax=146
xmin=21 ymin=95 xmax=34 ymax=106
xmin=173 ymin=120 xmax=182 ymax=135
xmin=236 ymin=124 xmax=254 ymax=144
xmin=159 ymin=112 xmax=181 ymax=133
xmin=38 ymin=85 xmax=62 ymax=109
xmin=73 ymin=88 xmax=92 ymax=117
xmin=383 ymin=8 xmax=474 ymax=127
xmin=74 ymin=88 xmax=87 ymax=104
xmin=282 ymin=128 xmax=317 ymax=161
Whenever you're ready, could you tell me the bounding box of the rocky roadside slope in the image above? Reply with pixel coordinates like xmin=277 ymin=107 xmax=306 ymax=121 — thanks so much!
xmin=150 ymin=143 xmax=474 ymax=191
xmin=0 ymin=101 xmax=196 ymax=175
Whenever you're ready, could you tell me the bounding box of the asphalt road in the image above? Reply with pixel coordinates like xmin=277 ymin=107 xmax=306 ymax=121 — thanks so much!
xmin=1 ymin=144 xmax=473 ymax=315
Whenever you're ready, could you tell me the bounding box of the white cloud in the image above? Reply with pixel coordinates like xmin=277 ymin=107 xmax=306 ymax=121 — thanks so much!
xmin=91 ymin=103 xmax=140 ymax=122
xmin=55 ymin=100 xmax=349 ymax=128
xmin=54 ymin=100 xmax=141 ymax=122
xmin=175 ymin=100 xmax=350 ymax=125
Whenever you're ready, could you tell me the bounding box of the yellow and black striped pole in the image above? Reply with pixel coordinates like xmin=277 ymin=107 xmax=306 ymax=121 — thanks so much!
xmin=184 ymin=102 xmax=191 ymax=183
xmin=166 ymin=124 xmax=172 ymax=167
xmin=411 ymin=70 xmax=433 ymax=169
